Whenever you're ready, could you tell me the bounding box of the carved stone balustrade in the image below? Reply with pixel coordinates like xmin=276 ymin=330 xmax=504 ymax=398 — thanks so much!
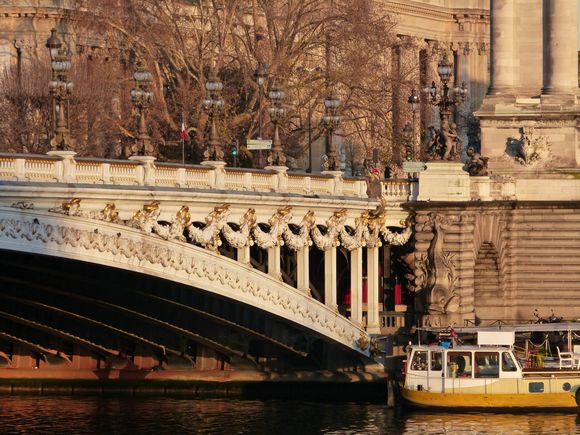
xmin=0 ymin=153 xmax=383 ymax=200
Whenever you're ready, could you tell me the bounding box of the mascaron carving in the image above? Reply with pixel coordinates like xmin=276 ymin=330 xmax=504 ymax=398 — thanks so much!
xmin=414 ymin=213 xmax=460 ymax=315
xmin=506 ymin=127 xmax=553 ymax=168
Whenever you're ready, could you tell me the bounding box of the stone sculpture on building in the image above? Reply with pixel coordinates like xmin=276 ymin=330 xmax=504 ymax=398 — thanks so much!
xmin=506 ymin=127 xmax=553 ymax=168
xmin=423 ymin=122 xmax=462 ymax=162
xmin=464 ymin=146 xmax=489 ymax=176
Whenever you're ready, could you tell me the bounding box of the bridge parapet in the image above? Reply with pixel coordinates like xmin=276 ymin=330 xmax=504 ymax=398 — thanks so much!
xmin=0 ymin=153 xmax=415 ymax=201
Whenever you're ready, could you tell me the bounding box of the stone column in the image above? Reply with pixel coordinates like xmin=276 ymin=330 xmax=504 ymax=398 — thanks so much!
xmin=487 ymin=0 xmax=515 ymax=96
xmin=237 ymin=246 xmax=251 ymax=266
xmin=542 ymin=0 xmax=579 ymax=96
xmin=268 ymin=245 xmax=281 ymax=280
xmin=425 ymin=40 xmax=447 ymax=130
xmin=456 ymin=42 xmax=472 ymax=156
xmin=515 ymin=0 xmax=542 ymax=97
xmin=474 ymin=43 xmax=489 ymax=107
xmin=350 ymin=247 xmax=363 ymax=325
xmin=366 ymin=246 xmax=381 ymax=334
xmin=296 ymin=246 xmax=310 ymax=294
xmin=324 ymin=248 xmax=337 ymax=310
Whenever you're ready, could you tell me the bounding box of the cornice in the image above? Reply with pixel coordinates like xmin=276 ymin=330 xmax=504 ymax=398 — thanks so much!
xmin=384 ymin=1 xmax=489 ymax=22
xmin=0 ymin=7 xmax=71 ymax=18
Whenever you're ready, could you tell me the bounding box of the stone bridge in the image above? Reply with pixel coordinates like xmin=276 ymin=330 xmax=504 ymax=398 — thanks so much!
xmin=0 ymin=152 xmax=412 ymax=378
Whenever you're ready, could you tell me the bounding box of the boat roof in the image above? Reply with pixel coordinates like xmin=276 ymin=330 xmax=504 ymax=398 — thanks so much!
xmin=418 ymin=322 xmax=580 ymax=334
xmin=411 ymin=345 xmax=510 ymax=351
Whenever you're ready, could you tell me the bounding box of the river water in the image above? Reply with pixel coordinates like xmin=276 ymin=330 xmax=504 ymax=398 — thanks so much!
xmin=1 ymin=395 xmax=580 ymax=434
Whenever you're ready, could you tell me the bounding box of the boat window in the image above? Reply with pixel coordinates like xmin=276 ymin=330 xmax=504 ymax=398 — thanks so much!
xmin=410 ymin=351 xmax=428 ymax=371
xmin=447 ymin=351 xmax=472 ymax=378
xmin=474 ymin=352 xmax=499 ymax=378
xmin=501 ymin=352 xmax=518 ymax=372
xmin=430 ymin=351 xmax=442 ymax=371
xmin=529 ymin=382 xmax=544 ymax=393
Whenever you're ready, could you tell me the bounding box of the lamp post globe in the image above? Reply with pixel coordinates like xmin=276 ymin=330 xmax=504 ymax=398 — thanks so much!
xmin=266 ymin=79 xmax=287 ymax=167
xmin=322 ymin=90 xmax=341 ymax=172
xmin=46 ymin=28 xmax=73 ymax=152
xmin=421 ymin=52 xmax=468 ymax=161
xmin=202 ymin=72 xmax=225 ymax=162
xmin=130 ymin=60 xmax=154 ymax=156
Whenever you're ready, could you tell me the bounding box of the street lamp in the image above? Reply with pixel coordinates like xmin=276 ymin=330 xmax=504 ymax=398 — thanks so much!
xmin=46 ymin=28 xmax=73 ymax=151
xmin=322 ymin=89 xmax=341 ymax=172
xmin=406 ymin=88 xmax=420 ymax=159
xmin=130 ymin=60 xmax=154 ymax=156
xmin=294 ymin=66 xmax=323 ymax=173
xmin=202 ymin=72 xmax=225 ymax=162
xmin=266 ymin=79 xmax=287 ymax=167
xmin=402 ymin=123 xmax=413 ymax=161
xmin=422 ymin=52 xmax=468 ymax=161
xmin=253 ymin=62 xmax=268 ymax=167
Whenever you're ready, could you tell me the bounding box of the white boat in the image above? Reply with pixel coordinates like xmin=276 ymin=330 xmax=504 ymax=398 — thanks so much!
xmin=400 ymin=324 xmax=580 ymax=409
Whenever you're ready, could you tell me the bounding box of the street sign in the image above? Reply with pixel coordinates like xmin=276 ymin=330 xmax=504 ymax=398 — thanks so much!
xmin=403 ymin=161 xmax=427 ymax=172
xmin=247 ymin=139 xmax=272 ymax=150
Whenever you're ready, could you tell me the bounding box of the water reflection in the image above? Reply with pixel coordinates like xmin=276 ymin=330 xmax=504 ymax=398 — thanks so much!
xmin=1 ymin=396 xmax=580 ymax=434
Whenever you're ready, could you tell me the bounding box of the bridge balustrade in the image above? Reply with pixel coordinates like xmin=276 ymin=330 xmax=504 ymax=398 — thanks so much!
xmin=0 ymin=153 xmax=414 ymax=202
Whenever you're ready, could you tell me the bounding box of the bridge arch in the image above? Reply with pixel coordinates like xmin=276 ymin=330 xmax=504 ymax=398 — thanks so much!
xmin=0 ymin=207 xmax=370 ymax=367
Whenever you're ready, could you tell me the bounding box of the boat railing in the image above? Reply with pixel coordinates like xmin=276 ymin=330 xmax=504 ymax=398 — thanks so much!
xmin=463 ymin=318 xmax=536 ymax=327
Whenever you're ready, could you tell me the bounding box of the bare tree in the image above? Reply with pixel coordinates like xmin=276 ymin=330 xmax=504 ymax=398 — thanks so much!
xmin=2 ymin=0 xmax=411 ymax=169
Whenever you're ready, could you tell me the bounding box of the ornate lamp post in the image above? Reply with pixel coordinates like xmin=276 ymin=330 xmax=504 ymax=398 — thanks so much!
xmin=402 ymin=122 xmax=414 ymax=162
xmin=422 ymin=52 xmax=468 ymax=161
xmin=130 ymin=60 xmax=154 ymax=156
xmin=253 ymin=62 xmax=268 ymax=167
xmin=202 ymin=72 xmax=225 ymax=161
xmin=46 ymin=28 xmax=73 ymax=151
xmin=407 ymin=88 xmax=420 ymax=159
xmin=266 ymin=79 xmax=287 ymax=167
xmin=322 ymin=90 xmax=341 ymax=172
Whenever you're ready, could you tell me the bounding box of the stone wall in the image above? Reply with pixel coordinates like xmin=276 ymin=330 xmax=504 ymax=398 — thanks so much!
xmin=409 ymin=201 xmax=580 ymax=326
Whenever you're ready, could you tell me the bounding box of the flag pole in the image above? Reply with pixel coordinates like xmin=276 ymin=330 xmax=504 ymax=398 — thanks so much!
xmin=181 ymin=118 xmax=185 ymax=165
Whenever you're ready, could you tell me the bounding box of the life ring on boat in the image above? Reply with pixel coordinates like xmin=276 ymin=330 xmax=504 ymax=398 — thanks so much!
xmin=574 ymin=388 xmax=580 ymax=406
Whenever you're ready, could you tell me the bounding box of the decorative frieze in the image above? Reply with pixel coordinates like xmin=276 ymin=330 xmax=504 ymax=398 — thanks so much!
xmin=44 ymin=197 xmax=412 ymax=255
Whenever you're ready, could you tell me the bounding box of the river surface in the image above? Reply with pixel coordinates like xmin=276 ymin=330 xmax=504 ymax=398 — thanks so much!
xmin=1 ymin=395 xmax=580 ymax=434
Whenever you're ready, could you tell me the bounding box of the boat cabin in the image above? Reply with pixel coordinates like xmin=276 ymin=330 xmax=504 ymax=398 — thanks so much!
xmin=405 ymin=345 xmax=521 ymax=392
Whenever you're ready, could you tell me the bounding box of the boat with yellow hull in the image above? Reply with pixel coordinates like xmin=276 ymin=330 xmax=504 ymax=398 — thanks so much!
xmin=401 ymin=329 xmax=580 ymax=409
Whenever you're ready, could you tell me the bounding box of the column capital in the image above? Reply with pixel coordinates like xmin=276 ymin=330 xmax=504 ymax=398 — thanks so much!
xmin=398 ymin=35 xmax=426 ymax=50
xmin=458 ymin=41 xmax=472 ymax=56
xmin=426 ymin=39 xmax=445 ymax=56
xmin=477 ymin=42 xmax=489 ymax=55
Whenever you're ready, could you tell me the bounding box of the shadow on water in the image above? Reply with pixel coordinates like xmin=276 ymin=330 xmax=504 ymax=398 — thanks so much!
xmin=2 ymin=395 xmax=580 ymax=434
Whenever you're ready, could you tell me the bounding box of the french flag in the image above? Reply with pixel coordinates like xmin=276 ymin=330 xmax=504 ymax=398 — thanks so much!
xmin=181 ymin=122 xmax=187 ymax=140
